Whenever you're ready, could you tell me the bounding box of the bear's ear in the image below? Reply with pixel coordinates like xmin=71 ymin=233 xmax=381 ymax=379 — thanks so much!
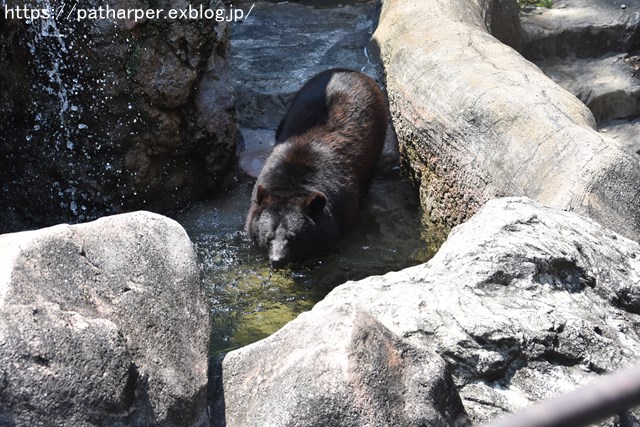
xmin=256 ymin=184 xmax=268 ymax=206
xmin=304 ymin=192 xmax=326 ymax=216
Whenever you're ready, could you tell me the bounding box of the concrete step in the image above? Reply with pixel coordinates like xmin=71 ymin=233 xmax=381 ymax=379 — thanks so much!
xmin=520 ymin=0 xmax=640 ymax=60
xmin=600 ymin=117 xmax=640 ymax=155
xmin=536 ymin=53 xmax=640 ymax=122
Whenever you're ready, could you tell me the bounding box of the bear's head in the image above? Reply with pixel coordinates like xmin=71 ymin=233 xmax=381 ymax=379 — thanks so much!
xmin=246 ymin=184 xmax=331 ymax=267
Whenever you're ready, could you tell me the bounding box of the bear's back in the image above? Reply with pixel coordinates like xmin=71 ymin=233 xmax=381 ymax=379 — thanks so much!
xmin=275 ymin=69 xmax=387 ymax=185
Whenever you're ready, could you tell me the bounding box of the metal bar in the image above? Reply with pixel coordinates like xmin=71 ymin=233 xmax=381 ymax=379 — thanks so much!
xmin=478 ymin=365 xmax=640 ymax=427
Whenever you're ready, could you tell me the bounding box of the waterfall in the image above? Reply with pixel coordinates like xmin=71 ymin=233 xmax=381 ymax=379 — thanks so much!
xmin=22 ymin=0 xmax=88 ymax=217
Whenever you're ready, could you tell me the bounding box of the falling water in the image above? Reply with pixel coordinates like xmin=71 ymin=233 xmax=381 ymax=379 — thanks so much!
xmin=18 ymin=0 xmax=89 ymax=217
xmin=25 ymin=0 xmax=71 ymax=148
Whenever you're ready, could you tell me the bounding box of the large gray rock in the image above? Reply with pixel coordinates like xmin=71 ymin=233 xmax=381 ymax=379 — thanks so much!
xmin=371 ymin=0 xmax=640 ymax=243
xmin=0 ymin=0 xmax=237 ymax=233
xmin=326 ymin=197 xmax=640 ymax=425
xmin=211 ymin=306 xmax=469 ymax=427
xmin=212 ymin=197 xmax=640 ymax=425
xmin=0 ymin=212 xmax=210 ymax=426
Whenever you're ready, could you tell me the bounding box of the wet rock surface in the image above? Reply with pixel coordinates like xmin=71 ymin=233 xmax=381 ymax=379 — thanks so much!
xmin=0 ymin=0 xmax=237 ymax=233
xmin=211 ymin=197 xmax=640 ymax=426
xmin=232 ymin=0 xmax=380 ymax=128
xmin=231 ymin=0 xmax=384 ymax=177
xmin=0 ymin=212 xmax=210 ymax=426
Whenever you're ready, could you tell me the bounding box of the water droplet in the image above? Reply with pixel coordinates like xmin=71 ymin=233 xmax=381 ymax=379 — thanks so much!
xmin=67 ymin=141 xmax=74 ymax=149
xmin=78 ymin=123 xmax=88 ymax=130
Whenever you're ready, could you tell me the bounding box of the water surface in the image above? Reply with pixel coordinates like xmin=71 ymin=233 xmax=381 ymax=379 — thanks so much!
xmin=176 ymin=171 xmax=431 ymax=354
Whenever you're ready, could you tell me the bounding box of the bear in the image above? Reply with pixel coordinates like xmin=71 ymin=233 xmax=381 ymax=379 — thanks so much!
xmin=245 ymin=68 xmax=388 ymax=267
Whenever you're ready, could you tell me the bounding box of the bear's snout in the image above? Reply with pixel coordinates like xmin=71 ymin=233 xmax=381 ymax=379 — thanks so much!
xmin=269 ymin=237 xmax=290 ymax=268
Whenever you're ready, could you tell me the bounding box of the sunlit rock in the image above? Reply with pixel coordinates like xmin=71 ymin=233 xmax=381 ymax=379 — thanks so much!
xmin=0 ymin=211 xmax=209 ymax=425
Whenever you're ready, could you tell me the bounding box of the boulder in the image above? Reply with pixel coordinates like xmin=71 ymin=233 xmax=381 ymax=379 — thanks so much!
xmin=211 ymin=197 xmax=640 ymax=425
xmin=0 ymin=211 xmax=210 ymax=426
xmin=210 ymin=306 xmax=469 ymax=427
xmin=0 ymin=0 xmax=237 ymax=233
xmin=371 ymin=0 xmax=640 ymax=243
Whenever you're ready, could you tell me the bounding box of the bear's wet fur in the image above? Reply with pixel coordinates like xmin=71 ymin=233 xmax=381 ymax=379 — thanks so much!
xmin=246 ymin=68 xmax=388 ymax=267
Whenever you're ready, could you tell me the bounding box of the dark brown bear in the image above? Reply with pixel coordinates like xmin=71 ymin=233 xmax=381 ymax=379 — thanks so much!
xmin=245 ymin=68 xmax=388 ymax=267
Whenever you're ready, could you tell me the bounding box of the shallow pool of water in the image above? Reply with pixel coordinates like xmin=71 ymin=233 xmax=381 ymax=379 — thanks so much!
xmin=175 ymin=170 xmax=431 ymax=354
